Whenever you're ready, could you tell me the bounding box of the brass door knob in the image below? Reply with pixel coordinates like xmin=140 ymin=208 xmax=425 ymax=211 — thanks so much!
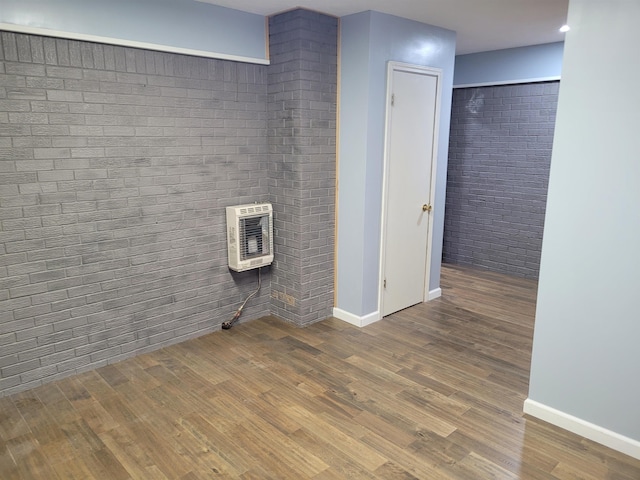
xmin=422 ymin=204 xmax=432 ymax=212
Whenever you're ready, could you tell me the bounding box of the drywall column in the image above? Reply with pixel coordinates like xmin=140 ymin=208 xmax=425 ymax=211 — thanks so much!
xmin=336 ymin=12 xmax=455 ymax=322
xmin=526 ymin=0 xmax=640 ymax=458
xmin=267 ymin=10 xmax=337 ymax=326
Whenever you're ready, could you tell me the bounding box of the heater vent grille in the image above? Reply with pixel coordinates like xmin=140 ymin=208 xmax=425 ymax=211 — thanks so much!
xmin=226 ymin=203 xmax=274 ymax=272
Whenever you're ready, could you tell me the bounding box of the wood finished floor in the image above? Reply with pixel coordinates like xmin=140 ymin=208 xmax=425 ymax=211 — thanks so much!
xmin=1 ymin=264 xmax=639 ymax=479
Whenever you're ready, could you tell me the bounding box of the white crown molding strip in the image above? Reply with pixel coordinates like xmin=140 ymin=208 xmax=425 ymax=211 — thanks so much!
xmin=0 ymin=23 xmax=270 ymax=65
xmin=453 ymin=75 xmax=561 ymax=89
xmin=523 ymin=398 xmax=640 ymax=460
xmin=332 ymin=308 xmax=380 ymax=328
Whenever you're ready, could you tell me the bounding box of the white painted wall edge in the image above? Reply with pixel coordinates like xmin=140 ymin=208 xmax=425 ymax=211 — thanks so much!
xmin=0 ymin=23 xmax=270 ymax=65
xmin=332 ymin=308 xmax=380 ymax=328
xmin=523 ymin=398 xmax=640 ymax=460
xmin=453 ymin=76 xmax=561 ymax=89
xmin=428 ymin=287 xmax=442 ymax=301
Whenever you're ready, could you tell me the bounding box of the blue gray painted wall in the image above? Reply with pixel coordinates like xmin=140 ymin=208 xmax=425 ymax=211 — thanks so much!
xmin=337 ymin=11 xmax=455 ymax=318
xmin=0 ymin=0 xmax=267 ymax=63
xmin=335 ymin=13 xmax=370 ymax=316
xmin=454 ymin=42 xmax=564 ymax=87
xmin=528 ymin=0 xmax=640 ymax=449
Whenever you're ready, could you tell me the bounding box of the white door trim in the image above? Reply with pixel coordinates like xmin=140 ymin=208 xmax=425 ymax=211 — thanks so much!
xmin=378 ymin=61 xmax=443 ymax=318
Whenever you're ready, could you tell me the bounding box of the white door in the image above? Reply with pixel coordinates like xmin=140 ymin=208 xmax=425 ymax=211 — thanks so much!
xmin=380 ymin=63 xmax=441 ymax=317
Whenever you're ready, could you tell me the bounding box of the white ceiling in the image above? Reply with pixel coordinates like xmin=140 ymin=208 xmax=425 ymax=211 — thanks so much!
xmin=196 ymin=0 xmax=569 ymax=55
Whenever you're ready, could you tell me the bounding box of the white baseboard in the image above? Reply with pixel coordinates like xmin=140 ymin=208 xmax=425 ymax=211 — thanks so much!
xmin=428 ymin=287 xmax=442 ymax=300
xmin=523 ymin=398 xmax=640 ymax=460
xmin=332 ymin=308 xmax=380 ymax=328
xmin=334 ymin=290 xmax=441 ymax=327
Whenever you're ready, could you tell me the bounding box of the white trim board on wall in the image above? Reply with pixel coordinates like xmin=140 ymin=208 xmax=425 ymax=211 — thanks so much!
xmin=523 ymin=399 xmax=640 ymax=460
xmin=0 ymin=23 xmax=270 ymax=65
xmin=453 ymin=75 xmax=561 ymax=89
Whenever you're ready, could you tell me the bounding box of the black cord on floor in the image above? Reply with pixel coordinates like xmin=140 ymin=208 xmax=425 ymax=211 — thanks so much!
xmin=221 ymin=268 xmax=262 ymax=330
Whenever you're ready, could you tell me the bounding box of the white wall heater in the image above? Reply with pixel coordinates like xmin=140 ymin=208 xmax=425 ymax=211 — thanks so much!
xmin=226 ymin=203 xmax=274 ymax=272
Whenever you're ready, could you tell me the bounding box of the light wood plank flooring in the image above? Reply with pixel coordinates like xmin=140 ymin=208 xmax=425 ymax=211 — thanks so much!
xmin=1 ymin=264 xmax=639 ymax=479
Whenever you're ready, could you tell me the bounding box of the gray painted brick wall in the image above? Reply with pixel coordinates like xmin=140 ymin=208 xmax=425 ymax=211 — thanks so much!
xmin=443 ymin=81 xmax=559 ymax=278
xmin=0 ymin=32 xmax=273 ymax=396
xmin=268 ymin=10 xmax=337 ymax=326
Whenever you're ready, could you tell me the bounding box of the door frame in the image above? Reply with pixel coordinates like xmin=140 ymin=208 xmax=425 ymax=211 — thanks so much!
xmin=378 ymin=61 xmax=443 ymax=317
